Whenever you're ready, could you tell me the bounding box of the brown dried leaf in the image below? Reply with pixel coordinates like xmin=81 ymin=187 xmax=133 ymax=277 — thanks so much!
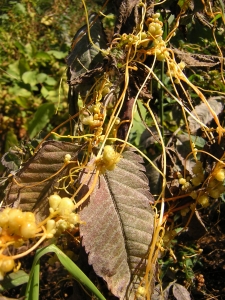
xmin=3 ymin=141 xmax=81 ymax=221
xmin=173 ymin=48 xmax=224 ymax=67
xmin=79 ymin=149 xmax=154 ymax=299
xmin=188 ymin=97 xmax=224 ymax=133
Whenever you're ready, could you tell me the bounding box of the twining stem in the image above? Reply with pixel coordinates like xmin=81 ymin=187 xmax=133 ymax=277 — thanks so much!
xmin=0 ymin=226 xmax=47 ymax=261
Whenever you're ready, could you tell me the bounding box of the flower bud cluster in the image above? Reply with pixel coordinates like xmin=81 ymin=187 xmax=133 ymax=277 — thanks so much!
xmin=0 ymin=258 xmax=15 ymax=280
xmin=0 ymin=208 xmax=38 ymax=279
xmin=166 ymin=61 xmax=186 ymax=80
xmin=178 ymin=160 xmax=225 ymax=209
xmin=96 ymin=145 xmax=121 ymax=173
xmin=206 ymin=164 xmax=225 ymax=199
xmin=79 ymin=103 xmax=103 ymax=129
xmin=47 ymin=194 xmax=80 ymax=238
xmin=0 ymin=208 xmax=37 ymax=240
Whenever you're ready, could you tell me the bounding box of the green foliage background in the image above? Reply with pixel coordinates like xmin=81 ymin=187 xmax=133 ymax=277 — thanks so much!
xmin=0 ymin=0 xmax=100 ymax=172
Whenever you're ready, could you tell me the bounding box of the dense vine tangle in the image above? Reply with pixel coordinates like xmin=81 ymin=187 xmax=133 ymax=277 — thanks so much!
xmin=1 ymin=0 xmax=224 ymax=294
xmin=53 ymin=0 xmax=225 ymax=297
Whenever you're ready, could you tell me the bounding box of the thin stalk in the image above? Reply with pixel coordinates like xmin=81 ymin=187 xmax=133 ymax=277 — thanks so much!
xmin=160 ymin=60 xmax=164 ymax=141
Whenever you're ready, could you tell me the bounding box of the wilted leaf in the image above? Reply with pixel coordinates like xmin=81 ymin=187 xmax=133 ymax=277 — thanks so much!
xmin=67 ymin=13 xmax=107 ymax=79
xmin=79 ymin=149 xmax=154 ymax=299
xmin=173 ymin=48 xmax=223 ymax=67
xmin=188 ymin=97 xmax=224 ymax=133
xmin=1 ymin=150 xmax=22 ymax=172
xmin=4 ymin=141 xmax=82 ymax=221
xmin=172 ymin=283 xmax=191 ymax=300
xmin=114 ymin=0 xmax=140 ymax=34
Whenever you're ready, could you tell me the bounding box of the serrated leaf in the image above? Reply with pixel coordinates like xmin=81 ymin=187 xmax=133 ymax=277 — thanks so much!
xmin=188 ymin=97 xmax=224 ymax=133
xmin=4 ymin=141 xmax=82 ymax=221
xmin=79 ymin=149 xmax=154 ymax=299
xmin=172 ymin=283 xmax=191 ymax=300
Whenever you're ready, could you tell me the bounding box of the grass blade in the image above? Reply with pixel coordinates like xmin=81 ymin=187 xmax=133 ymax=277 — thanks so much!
xmin=24 ymin=244 xmax=106 ymax=300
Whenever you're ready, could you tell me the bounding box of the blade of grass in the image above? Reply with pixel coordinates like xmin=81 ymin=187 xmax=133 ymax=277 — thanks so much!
xmin=29 ymin=262 xmax=40 ymax=300
xmin=24 ymin=244 xmax=106 ymax=300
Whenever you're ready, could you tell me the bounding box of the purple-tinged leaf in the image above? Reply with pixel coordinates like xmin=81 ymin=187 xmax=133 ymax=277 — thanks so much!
xmin=4 ymin=141 xmax=81 ymax=221
xmin=79 ymin=149 xmax=154 ymax=299
xmin=173 ymin=283 xmax=191 ymax=300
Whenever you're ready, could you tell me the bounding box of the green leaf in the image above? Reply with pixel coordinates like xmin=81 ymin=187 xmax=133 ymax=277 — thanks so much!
xmin=8 ymin=85 xmax=32 ymax=99
xmin=14 ymin=41 xmax=26 ymax=54
xmin=177 ymin=0 xmax=189 ymax=10
xmin=45 ymin=76 xmax=57 ymax=86
xmin=25 ymin=244 xmax=106 ymax=300
xmin=7 ymin=61 xmax=20 ymax=78
xmin=36 ymin=73 xmax=48 ymax=83
xmin=35 ymin=52 xmax=52 ymax=61
xmin=18 ymin=58 xmax=30 ymax=76
xmin=47 ymin=50 xmax=67 ymax=59
xmin=129 ymin=100 xmax=147 ymax=146
xmin=4 ymin=130 xmax=18 ymax=152
xmin=210 ymin=13 xmax=222 ymax=23
xmin=0 ymin=270 xmax=29 ymax=292
xmin=14 ymin=96 xmax=31 ymax=108
xmin=40 ymin=86 xmax=49 ymax=98
xmin=24 ymin=43 xmax=33 ymax=57
xmin=22 ymin=71 xmax=37 ymax=86
xmin=27 ymin=102 xmax=55 ymax=138
xmin=13 ymin=3 xmax=27 ymax=15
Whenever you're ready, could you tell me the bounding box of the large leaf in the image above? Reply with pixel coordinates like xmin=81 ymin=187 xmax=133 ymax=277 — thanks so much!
xmin=4 ymin=141 xmax=81 ymax=221
xmin=79 ymin=149 xmax=154 ymax=299
xmin=67 ymin=13 xmax=107 ymax=80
